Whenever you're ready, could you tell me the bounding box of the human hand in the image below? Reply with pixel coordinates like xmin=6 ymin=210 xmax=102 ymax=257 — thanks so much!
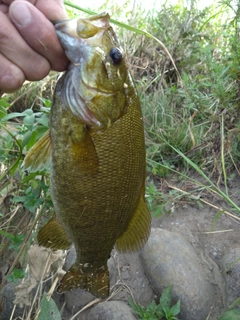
xmin=0 ymin=0 xmax=69 ymax=94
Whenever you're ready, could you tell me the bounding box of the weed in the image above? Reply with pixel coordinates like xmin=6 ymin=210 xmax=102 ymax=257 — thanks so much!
xmin=0 ymin=95 xmax=53 ymax=301
xmin=130 ymin=286 xmax=180 ymax=320
xmin=7 ymin=268 xmax=25 ymax=284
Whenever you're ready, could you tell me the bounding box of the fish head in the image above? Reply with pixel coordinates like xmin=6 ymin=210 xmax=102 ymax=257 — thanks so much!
xmin=55 ymin=12 xmax=134 ymax=129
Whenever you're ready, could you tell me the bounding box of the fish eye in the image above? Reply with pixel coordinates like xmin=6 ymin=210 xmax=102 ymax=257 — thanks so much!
xmin=109 ymin=47 xmax=122 ymax=65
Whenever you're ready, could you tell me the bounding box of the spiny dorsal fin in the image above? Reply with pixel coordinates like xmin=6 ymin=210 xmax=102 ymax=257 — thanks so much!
xmin=37 ymin=215 xmax=72 ymax=250
xmin=115 ymin=190 xmax=151 ymax=253
xmin=22 ymin=130 xmax=52 ymax=172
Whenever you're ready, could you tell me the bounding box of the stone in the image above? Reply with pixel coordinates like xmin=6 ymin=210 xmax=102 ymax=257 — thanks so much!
xmin=108 ymin=252 xmax=155 ymax=306
xmin=64 ymin=288 xmax=95 ymax=315
xmin=86 ymin=300 xmax=137 ymax=320
xmin=222 ymin=247 xmax=240 ymax=307
xmin=140 ymin=228 xmax=214 ymax=320
xmin=0 ymin=283 xmax=24 ymax=320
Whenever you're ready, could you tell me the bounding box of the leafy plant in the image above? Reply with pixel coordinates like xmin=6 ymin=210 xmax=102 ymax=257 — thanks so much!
xmin=0 ymin=230 xmax=25 ymax=251
xmin=218 ymin=309 xmax=240 ymax=320
xmin=130 ymin=286 xmax=180 ymax=320
xmin=0 ymin=94 xmax=54 ymax=297
xmin=6 ymin=268 xmax=25 ymax=284
xmin=145 ymin=179 xmax=171 ymax=217
xmin=37 ymin=293 xmax=62 ymax=320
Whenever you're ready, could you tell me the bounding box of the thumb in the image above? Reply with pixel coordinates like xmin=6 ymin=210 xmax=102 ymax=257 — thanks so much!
xmin=5 ymin=0 xmax=68 ymax=21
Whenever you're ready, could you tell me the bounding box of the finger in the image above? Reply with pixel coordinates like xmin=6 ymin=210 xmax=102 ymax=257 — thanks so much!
xmin=0 ymin=12 xmax=51 ymax=81
xmin=9 ymin=1 xmax=68 ymax=72
xmin=3 ymin=0 xmax=68 ymax=20
xmin=0 ymin=53 xmax=25 ymax=93
xmin=34 ymin=0 xmax=68 ymax=21
xmin=0 ymin=4 xmax=8 ymax=13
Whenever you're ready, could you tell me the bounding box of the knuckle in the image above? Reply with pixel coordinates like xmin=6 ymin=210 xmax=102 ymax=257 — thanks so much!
xmin=0 ymin=19 xmax=10 ymax=46
xmin=26 ymin=55 xmax=50 ymax=81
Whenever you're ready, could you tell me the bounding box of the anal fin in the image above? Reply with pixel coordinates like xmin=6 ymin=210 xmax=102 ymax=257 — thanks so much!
xmin=22 ymin=129 xmax=52 ymax=172
xmin=115 ymin=189 xmax=151 ymax=253
xmin=37 ymin=215 xmax=72 ymax=250
xmin=57 ymin=262 xmax=109 ymax=298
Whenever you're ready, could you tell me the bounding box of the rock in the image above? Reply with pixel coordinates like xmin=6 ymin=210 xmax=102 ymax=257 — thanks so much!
xmin=64 ymin=288 xmax=95 ymax=315
xmin=0 ymin=283 xmax=24 ymax=320
xmin=222 ymin=247 xmax=240 ymax=307
xmin=86 ymin=300 xmax=137 ymax=320
xmin=140 ymin=228 xmax=214 ymax=320
xmin=64 ymin=246 xmax=76 ymax=271
xmin=108 ymin=252 xmax=155 ymax=306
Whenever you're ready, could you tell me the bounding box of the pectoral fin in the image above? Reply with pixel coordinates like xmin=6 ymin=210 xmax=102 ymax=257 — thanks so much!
xmin=115 ymin=189 xmax=151 ymax=253
xmin=22 ymin=130 xmax=52 ymax=172
xmin=70 ymin=126 xmax=98 ymax=175
xmin=37 ymin=215 xmax=72 ymax=250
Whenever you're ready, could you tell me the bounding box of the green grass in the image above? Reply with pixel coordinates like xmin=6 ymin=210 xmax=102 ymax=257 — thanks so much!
xmin=130 ymin=286 xmax=180 ymax=320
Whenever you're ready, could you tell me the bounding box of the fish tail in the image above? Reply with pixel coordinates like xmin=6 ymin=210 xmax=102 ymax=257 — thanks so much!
xmin=57 ymin=262 xmax=109 ymax=298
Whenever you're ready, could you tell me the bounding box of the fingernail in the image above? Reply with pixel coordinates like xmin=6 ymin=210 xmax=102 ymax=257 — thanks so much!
xmin=11 ymin=3 xmax=32 ymax=27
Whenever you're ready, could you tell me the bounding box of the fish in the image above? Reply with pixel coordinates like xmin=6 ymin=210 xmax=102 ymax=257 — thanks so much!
xmin=23 ymin=12 xmax=151 ymax=298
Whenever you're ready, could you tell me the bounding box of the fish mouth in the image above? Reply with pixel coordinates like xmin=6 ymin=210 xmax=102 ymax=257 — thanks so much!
xmin=55 ymin=12 xmax=110 ymax=44
xmin=55 ymin=13 xmax=111 ymax=67
xmin=55 ymin=13 xmax=117 ymax=128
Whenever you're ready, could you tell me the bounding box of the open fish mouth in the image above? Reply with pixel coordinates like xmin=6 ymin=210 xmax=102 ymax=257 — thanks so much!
xmin=55 ymin=12 xmax=110 ymax=37
xmin=55 ymin=12 xmax=127 ymax=128
xmin=55 ymin=12 xmax=110 ymax=55
xmin=54 ymin=13 xmax=114 ymax=128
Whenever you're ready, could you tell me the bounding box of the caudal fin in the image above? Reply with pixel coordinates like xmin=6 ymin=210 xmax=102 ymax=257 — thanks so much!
xmin=57 ymin=262 xmax=109 ymax=298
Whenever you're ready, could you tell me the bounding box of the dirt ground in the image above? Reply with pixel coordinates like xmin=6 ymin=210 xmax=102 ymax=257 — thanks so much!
xmin=150 ymin=173 xmax=240 ymax=318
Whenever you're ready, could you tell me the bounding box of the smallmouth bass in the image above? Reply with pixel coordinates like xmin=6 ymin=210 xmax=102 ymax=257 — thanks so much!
xmin=23 ymin=12 xmax=151 ymax=298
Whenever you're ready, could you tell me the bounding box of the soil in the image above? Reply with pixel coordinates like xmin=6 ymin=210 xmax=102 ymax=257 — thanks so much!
xmin=152 ymin=172 xmax=240 ymax=257
xmin=150 ymin=173 xmax=240 ymax=318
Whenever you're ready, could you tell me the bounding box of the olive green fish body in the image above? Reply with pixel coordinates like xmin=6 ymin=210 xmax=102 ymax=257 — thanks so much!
xmin=51 ymin=74 xmax=145 ymax=258
xmin=23 ymin=12 xmax=151 ymax=298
